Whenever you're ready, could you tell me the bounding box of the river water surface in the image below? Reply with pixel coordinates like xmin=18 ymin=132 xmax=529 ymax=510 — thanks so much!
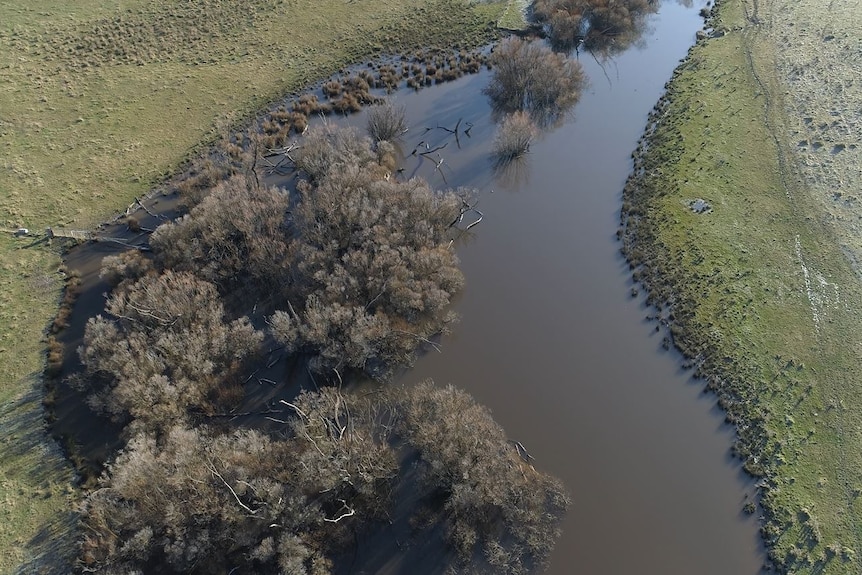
xmin=360 ymin=1 xmax=765 ymax=573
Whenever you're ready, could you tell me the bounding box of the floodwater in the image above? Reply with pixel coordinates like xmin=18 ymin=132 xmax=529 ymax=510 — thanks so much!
xmin=53 ymin=0 xmax=766 ymax=572
xmin=349 ymin=1 xmax=765 ymax=573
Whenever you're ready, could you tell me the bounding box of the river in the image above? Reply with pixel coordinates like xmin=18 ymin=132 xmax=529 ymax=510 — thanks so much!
xmin=357 ymin=1 xmax=765 ymax=573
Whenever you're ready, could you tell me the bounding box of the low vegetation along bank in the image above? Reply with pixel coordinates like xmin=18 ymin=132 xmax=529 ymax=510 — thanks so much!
xmin=621 ymin=0 xmax=862 ymax=571
xmin=0 ymin=1 xmax=509 ymax=572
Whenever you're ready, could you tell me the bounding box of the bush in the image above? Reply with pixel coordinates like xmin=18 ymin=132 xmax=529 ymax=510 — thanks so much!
xmin=399 ymin=381 xmax=570 ymax=573
xmin=80 ymin=271 xmax=262 ymax=434
xmin=273 ymin=158 xmax=465 ymax=378
xmin=367 ymin=100 xmax=407 ymax=142
xmin=492 ymin=111 xmax=538 ymax=163
xmin=484 ymin=37 xmax=586 ymax=126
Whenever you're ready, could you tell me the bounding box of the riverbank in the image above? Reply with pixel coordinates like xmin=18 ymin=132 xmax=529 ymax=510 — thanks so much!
xmin=622 ymin=0 xmax=862 ymax=571
xmin=0 ymin=1 xmax=506 ymax=572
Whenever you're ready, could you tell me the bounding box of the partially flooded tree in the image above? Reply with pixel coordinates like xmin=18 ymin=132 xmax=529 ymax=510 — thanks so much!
xmin=367 ymin=100 xmax=408 ymax=142
xmin=484 ymin=37 xmax=586 ymax=127
xmin=492 ymin=111 xmax=539 ymax=164
xmin=272 ymin=150 xmax=466 ymax=378
xmin=534 ymin=0 xmax=659 ymax=56
xmin=400 ymin=381 xmax=570 ymax=574
xmin=80 ymin=389 xmax=398 ymax=574
xmin=80 ymin=271 xmax=262 ymax=434
xmin=293 ymin=125 xmax=379 ymax=182
xmin=79 ymin=383 xmax=568 ymax=575
xmin=150 ymin=174 xmax=289 ymax=296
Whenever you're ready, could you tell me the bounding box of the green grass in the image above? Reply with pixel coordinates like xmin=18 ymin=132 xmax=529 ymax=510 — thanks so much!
xmin=496 ymin=0 xmax=531 ymax=31
xmin=0 ymin=0 xmax=507 ymax=572
xmin=623 ymin=0 xmax=862 ymax=571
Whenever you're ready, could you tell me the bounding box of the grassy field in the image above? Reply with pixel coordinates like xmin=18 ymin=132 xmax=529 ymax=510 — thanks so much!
xmin=622 ymin=0 xmax=862 ymax=571
xmin=0 ymin=0 xmax=506 ymax=572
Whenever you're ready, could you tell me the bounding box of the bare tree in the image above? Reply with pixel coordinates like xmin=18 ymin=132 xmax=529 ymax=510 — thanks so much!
xmin=399 ymin=381 xmax=570 ymax=573
xmin=492 ymin=111 xmax=539 ymax=164
xmin=151 ymin=174 xmax=289 ymax=296
xmin=273 ymin=147 xmax=466 ymax=378
xmin=485 ymin=37 xmax=586 ymax=127
xmin=80 ymin=271 xmax=262 ymax=434
xmin=367 ymin=100 xmax=408 ymax=142
xmin=293 ymin=125 xmax=378 ymax=182
xmin=534 ymin=0 xmax=659 ymax=56
xmin=80 ymin=388 xmax=399 ymax=574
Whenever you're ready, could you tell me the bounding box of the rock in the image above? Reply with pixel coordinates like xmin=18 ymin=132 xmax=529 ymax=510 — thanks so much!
xmin=13 ymin=228 xmax=29 ymax=237
xmin=690 ymin=198 xmax=712 ymax=213
xmin=696 ymin=30 xmax=708 ymax=41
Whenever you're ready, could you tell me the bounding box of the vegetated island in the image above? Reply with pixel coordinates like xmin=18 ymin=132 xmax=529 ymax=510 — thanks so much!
xmin=46 ymin=20 xmax=597 ymax=574
xmin=621 ymin=0 xmax=862 ymax=572
xmin=0 ymin=1 xmax=509 ymax=571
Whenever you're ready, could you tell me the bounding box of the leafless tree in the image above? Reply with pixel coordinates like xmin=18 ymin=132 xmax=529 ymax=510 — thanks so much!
xmin=485 ymin=37 xmax=586 ymax=127
xmin=80 ymin=271 xmax=262 ymax=434
xmin=367 ymin=100 xmax=408 ymax=142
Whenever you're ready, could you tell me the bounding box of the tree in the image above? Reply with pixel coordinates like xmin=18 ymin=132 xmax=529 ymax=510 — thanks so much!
xmin=534 ymin=0 xmax=659 ymax=56
xmin=492 ymin=111 xmax=538 ymax=164
xmin=484 ymin=37 xmax=586 ymax=127
xmin=293 ymin=125 xmax=379 ymax=182
xmin=150 ymin=174 xmax=289 ymax=297
xmin=399 ymin=381 xmax=570 ymax=574
xmin=367 ymin=100 xmax=408 ymax=142
xmin=80 ymin=384 xmax=569 ymax=575
xmin=272 ymin=153 xmax=466 ymax=378
xmin=80 ymin=270 xmax=262 ymax=434
xmin=80 ymin=389 xmax=399 ymax=574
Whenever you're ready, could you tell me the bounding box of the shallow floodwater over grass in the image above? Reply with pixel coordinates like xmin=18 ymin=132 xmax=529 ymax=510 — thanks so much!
xmin=53 ymin=1 xmax=769 ymax=573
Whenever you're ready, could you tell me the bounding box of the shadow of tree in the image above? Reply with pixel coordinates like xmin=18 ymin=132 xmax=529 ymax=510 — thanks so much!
xmin=0 ymin=373 xmax=78 ymax=574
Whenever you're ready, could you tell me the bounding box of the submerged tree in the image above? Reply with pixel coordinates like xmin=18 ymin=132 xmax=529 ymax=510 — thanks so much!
xmin=534 ymin=0 xmax=659 ymax=56
xmin=484 ymin=37 xmax=586 ymax=127
xmin=80 ymin=383 xmax=568 ymax=575
xmin=271 ymin=153 xmax=466 ymax=378
xmin=80 ymin=271 xmax=262 ymax=434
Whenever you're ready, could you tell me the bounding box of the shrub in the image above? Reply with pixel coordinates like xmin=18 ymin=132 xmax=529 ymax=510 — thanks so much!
xmin=367 ymin=100 xmax=407 ymax=142
xmin=151 ymin=174 xmax=289 ymax=294
xmin=80 ymin=271 xmax=262 ymax=434
xmin=399 ymin=381 xmax=570 ymax=573
xmin=484 ymin=37 xmax=586 ymax=126
xmin=492 ymin=111 xmax=538 ymax=163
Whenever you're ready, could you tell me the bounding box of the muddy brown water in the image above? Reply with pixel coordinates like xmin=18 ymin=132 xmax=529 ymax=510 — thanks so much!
xmin=53 ymin=1 xmax=766 ymax=572
xmin=352 ymin=2 xmax=765 ymax=573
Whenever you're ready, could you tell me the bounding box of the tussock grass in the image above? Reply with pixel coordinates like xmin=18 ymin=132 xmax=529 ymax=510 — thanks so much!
xmin=0 ymin=0 xmax=508 ymax=572
xmin=621 ymin=0 xmax=862 ymax=571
